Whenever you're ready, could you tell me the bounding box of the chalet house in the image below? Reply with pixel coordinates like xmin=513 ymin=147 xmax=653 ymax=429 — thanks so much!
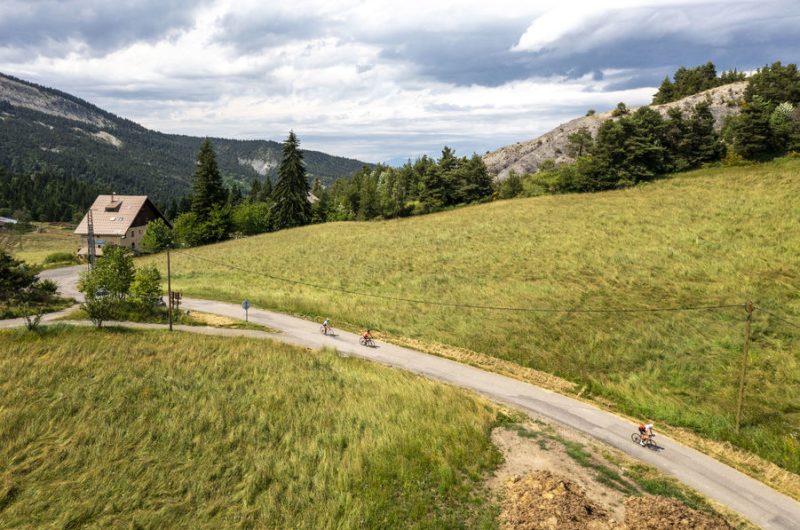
xmin=75 ymin=195 xmax=171 ymax=256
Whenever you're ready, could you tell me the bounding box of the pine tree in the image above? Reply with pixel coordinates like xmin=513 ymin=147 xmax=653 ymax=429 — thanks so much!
xmin=734 ymin=96 xmax=774 ymax=159
xmin=228 ymin=185 xmax=243 ymax=206
xmin=249 ymin=179 xmax=262 ymax=202
xmin=686 ymin=101 xmax=724 ymax=165
xmin=261 ymin=177 xmax=273 ymax=201
xmin=191 ymin=139 xmax=227 ymax=220
xmin=652 ymin=76 xmax=675 ymax=104
xmin=310 ymin=178 xmax=329 ymax=223
xmin=271 ymin=131 xmax=311 ymax=230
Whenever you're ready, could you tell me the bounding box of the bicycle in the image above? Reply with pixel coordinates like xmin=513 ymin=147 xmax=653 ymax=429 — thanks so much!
xmin=320 ymin=325 xmax=335 ymax=336
xmin=631 ymin=432 xmax=657 ymax=449
xmin=359 ymin=336 xmax=375 ymax=347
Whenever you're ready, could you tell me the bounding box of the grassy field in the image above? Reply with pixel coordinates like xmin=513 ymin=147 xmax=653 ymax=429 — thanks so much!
xmin=144 ymin=158 xmax=800 ymax=475
xmin=0 ymin=326 xmax=501 ymax=528
xmin=3 ymin=222 xmax=80 ymax=266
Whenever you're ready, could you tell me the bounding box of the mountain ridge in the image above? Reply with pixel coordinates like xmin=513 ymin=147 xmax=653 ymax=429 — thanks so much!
xmin=0 ymin=73 xmax=370 ymax=203
xmin=483 ymin=81 xmax=747 ymax=180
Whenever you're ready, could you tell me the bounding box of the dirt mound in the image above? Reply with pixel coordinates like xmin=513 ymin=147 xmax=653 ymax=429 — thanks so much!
xmin=624 ymin=497 xmax=732 ymax=530
xmin=499 ymin=471 xmax=620 ymax=529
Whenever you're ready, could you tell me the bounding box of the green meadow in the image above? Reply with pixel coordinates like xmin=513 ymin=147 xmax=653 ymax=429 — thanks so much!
xmin=0 ymin=327 xmax=501 ymax=528
xmin=146 ymin=158 xmax=800 ymax=474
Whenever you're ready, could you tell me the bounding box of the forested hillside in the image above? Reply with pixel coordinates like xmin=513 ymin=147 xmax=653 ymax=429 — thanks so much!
xmin=0 ymin=73 xmax=369 ymax=204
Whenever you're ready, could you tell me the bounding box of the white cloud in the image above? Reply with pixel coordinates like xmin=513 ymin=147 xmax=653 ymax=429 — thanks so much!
xmin=0 ymin=0 xmax=795 ymax=162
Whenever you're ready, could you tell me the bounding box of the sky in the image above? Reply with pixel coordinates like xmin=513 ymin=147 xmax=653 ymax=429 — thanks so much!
xmin=0 ymin=0 xmax=797 ymax=163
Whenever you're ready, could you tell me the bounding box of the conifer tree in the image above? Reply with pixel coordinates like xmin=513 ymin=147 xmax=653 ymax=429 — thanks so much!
xmin=734 ymin=96 xmax=774 ymax=159
xmin=249 ymin=179 xmax=262 ymax=202
xmin=261 ymin=177 xmax=274 ymax=201
xmin=310 ymin=178 xmax=329 ymax=223
xmin=191 ymin=139 xmax=227 ymax=220
xmin=271 ymin=132 xmax=311 ymax=230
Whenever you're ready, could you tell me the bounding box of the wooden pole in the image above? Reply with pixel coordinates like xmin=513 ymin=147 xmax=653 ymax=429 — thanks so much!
xmin=167 ymin=246 xmax=173 ymax=332
xmin=735 ymin=301 xmax=754 ymax=433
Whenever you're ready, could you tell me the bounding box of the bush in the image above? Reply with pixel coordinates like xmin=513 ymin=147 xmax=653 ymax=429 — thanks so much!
xmin=78 ymin=245 xmax=134 ymax=303
xmin=141 ymin=218 xmax=173 ymax=253
xmin=36 ymin=279 xmax=59 ymax=296
xmin=43 ymin=252 xmax=78 ymax=265
xmin=130 ymin=266 xmax=163 ymax=309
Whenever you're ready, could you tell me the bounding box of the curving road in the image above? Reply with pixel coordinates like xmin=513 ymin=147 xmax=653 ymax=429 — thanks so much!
xmin=32 ymin=266 xmax=800 ymax=529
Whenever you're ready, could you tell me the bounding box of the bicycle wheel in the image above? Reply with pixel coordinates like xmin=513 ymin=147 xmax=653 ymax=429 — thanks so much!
xmin=631 ymin=433 xmax=641 ymax=444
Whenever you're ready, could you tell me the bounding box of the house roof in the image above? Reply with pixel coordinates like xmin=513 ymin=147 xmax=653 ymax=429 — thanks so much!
xmin=74 ymin=195 xmax=166 ymax=236
xmin=0 ymin=216 xmax=18 ymax=224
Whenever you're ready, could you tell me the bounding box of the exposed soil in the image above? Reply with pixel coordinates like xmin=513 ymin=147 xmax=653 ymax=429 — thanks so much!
xmin=499 ymin=471 xmax=620 ymax=530
xmin=490 ymin=423 xmax=735 ymax=530
xmin=489 ymin=425 xmax=628 ymax=521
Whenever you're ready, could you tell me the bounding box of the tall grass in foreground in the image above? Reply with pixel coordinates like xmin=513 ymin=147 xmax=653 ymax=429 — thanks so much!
xmin=0 ymin=327 xmax=500 ymax=528
xmin=144 ymin=158 xmax=800 ymax=474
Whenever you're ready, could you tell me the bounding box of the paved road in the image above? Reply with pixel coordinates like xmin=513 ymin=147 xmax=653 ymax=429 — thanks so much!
xmin=31 ymin=266 xmax=800 ymax=529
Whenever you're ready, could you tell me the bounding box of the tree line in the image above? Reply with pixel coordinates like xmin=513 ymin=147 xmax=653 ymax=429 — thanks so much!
xmin=143 ymin=132 xmax=313 ymax=250
xmin=0 ymin=168 xmax=99 ymax=223
xmin=142 ymin=136 xmax=494 ymax=250
xmin=652 ymin=61 xmax=746 ymax=104
xmin=498 ymin=61 xmax=800 ymax=199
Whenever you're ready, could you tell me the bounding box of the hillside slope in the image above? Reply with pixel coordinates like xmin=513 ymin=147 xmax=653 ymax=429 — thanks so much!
xmin=0 ymin=73 xmax=369 ymax=203
xmin=148 ymin=158 xmax=800 ymax=475
xmin=0 ymin=327 xmax=499 ymax=527
xmin=484 ymin=81 xmax=747 ymax=179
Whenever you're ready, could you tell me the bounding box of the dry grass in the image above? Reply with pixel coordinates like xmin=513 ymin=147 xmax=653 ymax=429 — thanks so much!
xmin=5 ymin=222 xmax=80 ymax=265
xmin=141 ymin=158 xmax=800 ymax=478
xmin=0 ymin=326 xmax=501 ymax=528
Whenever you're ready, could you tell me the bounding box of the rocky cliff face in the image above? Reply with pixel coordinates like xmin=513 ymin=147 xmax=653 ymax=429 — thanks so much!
xmin=0 ymin=74 xmax=113 ymax=128
xmin=483 ymin=82 xmax=747 ymax=180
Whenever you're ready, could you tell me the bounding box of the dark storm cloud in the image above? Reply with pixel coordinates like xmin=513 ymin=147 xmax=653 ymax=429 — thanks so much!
xmin=373 ymin=2 xmax=800 ymax=89
xmin=213 ymin=11 xmax=329 ymax=52
xmin=0 ymin=0 xmax=212 ymax=56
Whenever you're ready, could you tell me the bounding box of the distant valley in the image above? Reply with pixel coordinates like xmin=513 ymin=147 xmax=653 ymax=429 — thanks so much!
xmin=0 ymin=73 xmax=369 ymax=203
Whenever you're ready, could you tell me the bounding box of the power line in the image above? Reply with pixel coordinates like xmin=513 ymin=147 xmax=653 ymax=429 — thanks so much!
xmin=754 ymin=306 xmax=800 ymax=330
xmin=174 ymin=251 xmax=744 ymax=315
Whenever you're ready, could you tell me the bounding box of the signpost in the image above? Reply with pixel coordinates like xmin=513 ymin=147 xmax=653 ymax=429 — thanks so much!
xmin=242 ymin=299 xmax=251 ymax=322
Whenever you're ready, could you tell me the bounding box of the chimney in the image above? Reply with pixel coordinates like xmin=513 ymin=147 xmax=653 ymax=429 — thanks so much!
xmin=111 ymin=192 xmax=115 ymax=202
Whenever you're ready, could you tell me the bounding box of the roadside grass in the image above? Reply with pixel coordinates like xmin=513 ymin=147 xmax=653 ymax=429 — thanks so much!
xmin=58 ymin=307 xmax=277 ymax=332
xmin=0 ymin=297 xmax=73 ymax=319
xmin=141 ymin=158 xmax=800 ymax=477
xmin=4 ymin=222 xmax=80 ymax=267
xmin=0 ymin=326 xmax=501 ymax=528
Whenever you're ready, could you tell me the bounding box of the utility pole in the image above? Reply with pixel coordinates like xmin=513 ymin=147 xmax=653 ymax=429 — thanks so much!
xmin=167 ymin=245 xmax=173 ymax=332
xmin=87 ymin=208 xmax=96 ymax=270
xmin=735 ymin=301 xmax=754 ymax=433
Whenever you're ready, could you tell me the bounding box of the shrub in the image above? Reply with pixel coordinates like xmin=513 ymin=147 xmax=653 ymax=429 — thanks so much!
xmin=36 ymin=279 xmax=59 ymax=296
xmin=43 ymin=252 xmax=78 ymax=264
xmin=78 ymin=245 xmax=134 ymax=303
xmin=141 ymin=218 xmax=173 ymax=253
xmin=129 ymin=266 xmax=163 ymax=309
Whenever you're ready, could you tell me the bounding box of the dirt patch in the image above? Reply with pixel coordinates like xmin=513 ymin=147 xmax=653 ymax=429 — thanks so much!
xmin=186 ymin=311 xmax=239 ymax=327
xmin=625 ymin=496 xmax=733 ymax=529
xmin=489 ymin=426 xmax=628 ymax=521
xmin=499 ymin=472 xmax=733 ymax=530
xmin=489 ymin=422 xmax=745 ymax=529
xmin=500 ymin=471 xmax=619 ymax=530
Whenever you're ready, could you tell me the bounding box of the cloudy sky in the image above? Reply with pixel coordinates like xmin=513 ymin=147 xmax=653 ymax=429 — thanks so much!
xmin=0 ymin=0 xmax=797 ymax=163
